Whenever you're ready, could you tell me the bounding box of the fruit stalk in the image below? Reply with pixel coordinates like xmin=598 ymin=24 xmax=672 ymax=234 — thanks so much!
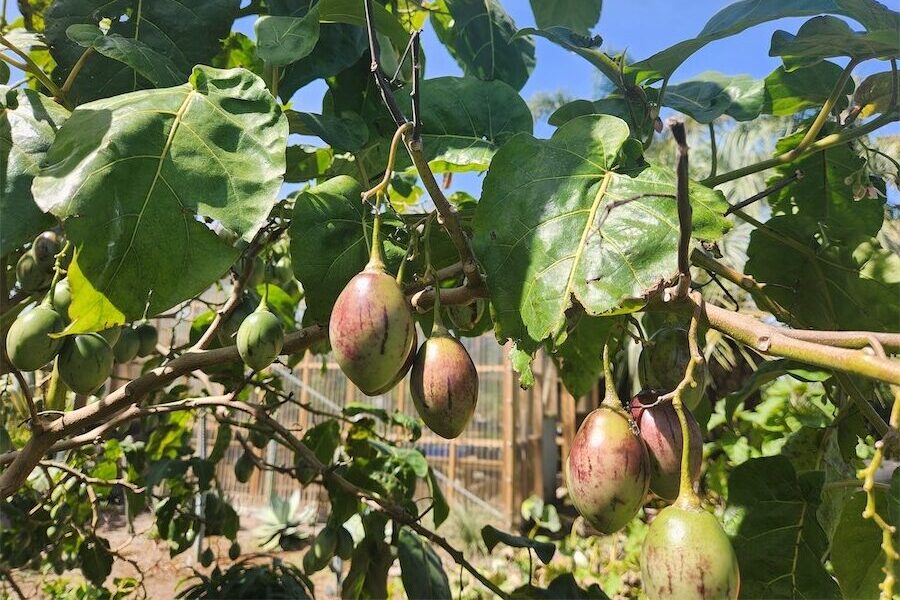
xmin=672 ymin=304 xmax=705 ymax=507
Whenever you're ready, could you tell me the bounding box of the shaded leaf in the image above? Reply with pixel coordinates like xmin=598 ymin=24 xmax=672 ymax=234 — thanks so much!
xmin=431 ymin=0 xmax=535 ymax=91
xmin=0 ymin=87 xmax=68 ymax=252
xmin=285 ymin=145 xmax=334 ymax=183
xmin=548 ymin=96 xmax=654 ymax=140
xmin=289 ymin=176 xmax=368 ymax=324
xmin=473 ymin=115 xmax=729 ymax=346
xmin=832 ymin=490 xmax=898 ymax=598
xmin=427 ymin=468 xmax=450 ymax=528
xmin=770 ymin=15 xmax=900 ymax=70
xmin=396 ymin=76 xmax=533 ymax=172
xmin=726 ymin=456 xmax=839 ymax=599
xmin=515 ymin=26 xmax=618 ymax=84
xmin=398 ymin=527 xmax=451 ymax=600
xmin=551 ymin=313 xmax=618 ymax=398
xmin=287 ymin=109 xmax=369 ymax=152
xmin=254 ymin=5 xmax=320 ymax=67
xmin=529 ymin=0 xmax=602 ymax=36
xmin=279 ymin=23 xmax=368 ymax=100
xmin=629 ymin=0 xmax=899 ymax=83
xmin=481 ymin=525 xmax=555 ymax=564
xmin=763 ymin=61 xmax=855 ymax=115
xmin=854 ymin=70 xmax=900 ymax=116
xmin=33 ymin=66 xmax=287 ymax=333
xmin=65 ymin=24 xmax=184 ymax=88
xmin=318 ymin=0 xmax=410 ymax=51
xmin=663 ymin=71 xmax=765 ymax=123
xmin=212 ymin=32 xmax=264 ymax=76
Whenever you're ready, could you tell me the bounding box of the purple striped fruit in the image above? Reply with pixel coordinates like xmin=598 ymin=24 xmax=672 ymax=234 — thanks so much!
xmin=565 ymin=404 xmax=649 ymax=534
xmin=641 ymin=504 xmax=740 ymax=599
xmin=329 ymin=267 xmax=416 ymax=395
xmin=630 ymin=391 xmax=703 ymax=501
xmin=410 ymin=332 xmax=478 ymax=439
xmin=371 ymin=327 xmax=418 ymax=395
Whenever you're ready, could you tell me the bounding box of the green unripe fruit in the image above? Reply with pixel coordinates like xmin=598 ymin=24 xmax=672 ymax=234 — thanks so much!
xmin=31 ymin=231 xmax=61 ymax=262
xmin=234 ymin=450 xmax=254 ymax=483
xmin=16 ymin=250 xmax=52 ymax=292
xmin=641 ymin=504 xmax=740 ymax=599
xmin=565 ymin=404 xmax=650 ymax=534
xmin=329 ymin=267 xmax=416 ymax=395
xmin=447 ymin=299 xmax=486 ymax=331
xmin=113 ymin=327 xmax=141 ymax=363
xmin=217 ymin=295 xmax=257 ymax=347
xmin=336 ymin=527 xmax=354 ymax=560
xmin=237 ymin=309 xmax=284 ymax=371
xmin=6 ymin=304 xmax=65 ymax=371
xmin=134 ymin=323 xmax=158 ymax=357
xmin=639 ymin=327 xmax=690 ymax=392
xmin=228 ymin=542 xmax=241 ymax=561
xmin=630 ymin=391 xmax=703 ymax=501
xmin=57 ymin=333 xmax=114 ymax=395
xmin=239 ymin=255 xmax=265 ymax=287
xmin=200 ymin=547 xmax=214 ymax=567
xmin=99 ymin=326 xmax=121 ymax=346
xmin=53 ymin=279 xmax=72 ymax=321
xmin=410 ymin=332 xmax=478 ymax=439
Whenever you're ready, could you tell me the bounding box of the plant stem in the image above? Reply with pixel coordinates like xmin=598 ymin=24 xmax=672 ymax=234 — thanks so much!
xmin=601 ymin=338 xmax=619 ymax=406
xmin=0 ymin=33 xmax=63 ymax=100
xmin=702 ymin=106 xmax=898 ymax=187
xmin=60 ymin=47 xmax=94 ymax=96
xmin=707 ymin=122 xmax=717 ymax=180
xmin=368 ymin=194 xmax=385 ymax=269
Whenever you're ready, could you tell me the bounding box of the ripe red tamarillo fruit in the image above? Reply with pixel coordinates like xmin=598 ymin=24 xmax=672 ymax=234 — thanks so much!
xmin=410 ymin=328 xmax=478 ymax=439
xmin=329 ymin=266 xmax=416 ymax=395
xmin=565 ymin=403 xmax=650 ymax=534
xmin=641 ymin=503 xmax=740 ymax=599
xmin=630 ymin=390 xmax=703 ymax=501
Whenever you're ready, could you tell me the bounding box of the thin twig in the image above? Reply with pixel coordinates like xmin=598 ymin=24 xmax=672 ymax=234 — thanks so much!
xmin=723 ymin=170 xmax=803 ymax=216
xmin=61 ymin=47 xmax=94 ymax=95
xmin=664 ymin=120 xmax=691 ymax=300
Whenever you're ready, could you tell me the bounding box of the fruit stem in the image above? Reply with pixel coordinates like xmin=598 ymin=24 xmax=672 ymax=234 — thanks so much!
xmin=424 ymin=215 xmax=447 ymax=334
xmin=45 ymin=241 xmax=71 ymax=309
xmin=600 ymin=338 xmax=620 ymax=408
xmin=367 ymin=194 xmax=385 ymax=270
xmin=673 ymin=305 xmax=704 ymax=509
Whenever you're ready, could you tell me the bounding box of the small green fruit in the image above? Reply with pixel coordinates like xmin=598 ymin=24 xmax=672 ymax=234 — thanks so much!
xmin=237 ymin=309 xmax=284 ymax=371
xmin=53 ymin=279 xmax=72 ymax=321
xmin=329 ymin=267 xmax=416 ymax=395
xmin=217 ymin=294 xmax=257 ymax=347
xmin=410 ymin=332 xmax=478 ymax=439
xmin=113 ymin=327 xmax=141 ymax=363
xmin=16 ymin=250 xmax=52 ymax=292
xmin=565 ymin=404 xmax=649 ymax=534
xmin=447 ymin=299 xmax=486 ymax=331
xmin=234 ymin=450 xmax=254 ymax=483
xmin=31 ymin=231 xmax=61 ymax=262
xmin=134 ymin=323 xmax=158 ymax=357
xmin=99 ymin=326 xmax=121 ymax=346
xmin=6 ymin=304 xmax=65 ymax=371
xmin=228 ymin=542 xmax=241 ymax=561
xmin=57 ymin=333 xmax=114 ymax=395
xmin=641 ymin=504 xmax=740 ymax=599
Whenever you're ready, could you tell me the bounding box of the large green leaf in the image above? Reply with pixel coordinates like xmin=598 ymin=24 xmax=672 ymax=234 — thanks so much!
xmin=663 ymin=72 xmax=765 ymax=123
xmin=770 ymin=15 xmax=900 ymax=70
xmin=831 ymin=489 xmax=899 ymax=599
xmin=629 ymin=0 xmax=900 ymax=83
xmin=396 ymin=76 xmax=533 ymax=172
xmin=854 ymin=70 xmax=900 ymax=116
xmin=397 ymin=527 xmax=451 ymax=600
xmin=431 ymin=0 xmax=535 ymax=91
xmin=762 ymin=61 xmax=855 ymax=115
xmin=254 ymin=4 xmax=320 ymax=67
xmin=528 ymin=0 xmax=602 ymax=36
xmin=550 ymin=313 xmax=618 ymax=398
xmin=0 ymin=87 xmax=69 ymax=253
xmin=45 ymin=0 xmax=239 ymax=105
xmin=65 ymin=25 xmax=184 ymax=89
xmin=32 ymin=66 xmax=287 ymax=333
xmin=745 ymin=218 xmax=900 ymax=331
xmin=725 ymin=456 xmax=840 ymax=599
xmin=472 ymin=115 xmax=730 ymax=346
xmin=289 ymin=176 xmax=367 ymax=325
xmin=769 ymin=127 xmax=883 ymax=241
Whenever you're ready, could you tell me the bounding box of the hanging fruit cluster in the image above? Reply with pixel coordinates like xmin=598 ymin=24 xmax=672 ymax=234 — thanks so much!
xmin=566 ymin=338 xmax=739 ymax=600
xmin=329 ymin=197 xmax=479 ymax=439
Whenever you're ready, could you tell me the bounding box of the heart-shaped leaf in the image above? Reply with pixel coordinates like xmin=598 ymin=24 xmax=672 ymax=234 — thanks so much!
xmin=33 ymin=66 xmax=288 ymax=333
xmin=473 ymin=115 xmax=730 ymax=346
xmin=763 ymin=61 xmax=855 ymax=116
xmin=431 ymin=0 xmax=535 ymax=91
xmin=0 ymin=87 xmax=69 ymax=252
xmin=770 ymin=15 xmax=900 ymax=70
